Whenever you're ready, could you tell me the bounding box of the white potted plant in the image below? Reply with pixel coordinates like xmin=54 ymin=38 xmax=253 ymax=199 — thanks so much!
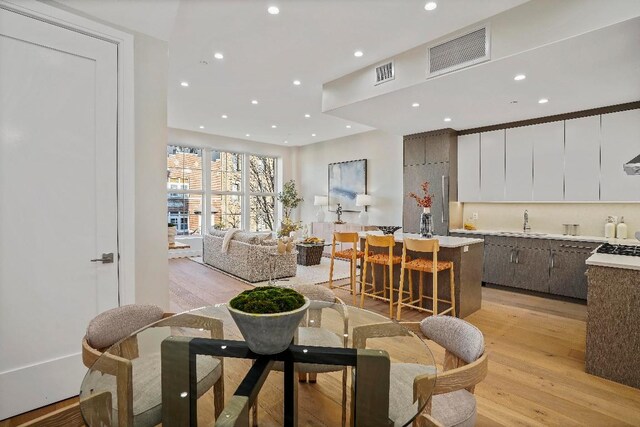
xmin=228 ymin=286 xmax=310 ymax=355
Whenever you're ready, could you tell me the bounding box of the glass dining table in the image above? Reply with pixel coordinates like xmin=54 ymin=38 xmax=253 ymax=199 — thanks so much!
xmin=79 ymin=302 xmax=436 ymax=427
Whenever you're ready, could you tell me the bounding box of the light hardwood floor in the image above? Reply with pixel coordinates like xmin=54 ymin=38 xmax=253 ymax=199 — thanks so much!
xmin=4 ymin=258 xmax=639 ymax=426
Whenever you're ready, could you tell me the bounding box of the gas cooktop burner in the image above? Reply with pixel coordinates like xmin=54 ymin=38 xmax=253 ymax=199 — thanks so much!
xmin=596 ymin=243 xmax=640 ymax=257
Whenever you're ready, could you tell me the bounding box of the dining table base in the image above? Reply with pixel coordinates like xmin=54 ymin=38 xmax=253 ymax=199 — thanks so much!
xmin=161 ymin=336 xmax=393 ymax=427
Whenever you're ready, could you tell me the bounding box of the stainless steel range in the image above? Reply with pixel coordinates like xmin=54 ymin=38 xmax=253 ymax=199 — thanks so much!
xmin=596 ymin=243 xmax=640 ymax=257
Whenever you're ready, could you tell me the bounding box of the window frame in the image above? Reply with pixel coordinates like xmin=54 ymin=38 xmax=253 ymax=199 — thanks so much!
xmin=167 ymin=145 xmax=280 ymax=234
xmin=166 ymin=146 xmax=205 ymax=236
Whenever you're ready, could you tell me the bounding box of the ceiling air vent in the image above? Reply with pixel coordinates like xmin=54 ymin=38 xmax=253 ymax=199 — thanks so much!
xmin=427 ymin=25 xmax=490 ymax=78
xmin=374 ymin=61 xmax=395 ymax=85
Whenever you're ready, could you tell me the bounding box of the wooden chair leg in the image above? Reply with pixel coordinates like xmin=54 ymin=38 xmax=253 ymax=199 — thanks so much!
xmin=360 ymin=261 xmax=368 ymax=308
xmin=341 ymin=367 xmax=347 ymax=427
xmin=298 ymin=372 xmax=307 ymax=382
xmin=450 ymin=266 xmax=456 ymax=317
xmin=419 ymin=272 xmax=424 ymax=309
xmin=397 ymin=264 xmax=405 ymax=321
xmin=308 ymin=373 xmax=317 ymax=383
xmin=433 ymin=268 xmax=438 ymax=316
xmin=389 ymin=263 xmax=394 ymax=319
xmin=351 ymin=258 xmax=357 ymax=305
xmin=329 ymin=255 xmax=335 ymax=288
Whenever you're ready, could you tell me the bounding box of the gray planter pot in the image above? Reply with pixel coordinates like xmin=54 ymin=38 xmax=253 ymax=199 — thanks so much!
xmin=228 ymin=297 xmax=310 ymax=355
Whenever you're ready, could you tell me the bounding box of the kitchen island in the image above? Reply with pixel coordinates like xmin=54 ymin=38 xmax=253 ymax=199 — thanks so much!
xmin=585 ymin=246 xmax=640 ymax=389
xmin=359 ymin=232 xmax=484 ymax=318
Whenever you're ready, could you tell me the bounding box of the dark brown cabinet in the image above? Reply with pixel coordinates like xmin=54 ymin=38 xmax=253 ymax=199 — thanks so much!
xmin=402 ymin=129 xmax=457 ymax=236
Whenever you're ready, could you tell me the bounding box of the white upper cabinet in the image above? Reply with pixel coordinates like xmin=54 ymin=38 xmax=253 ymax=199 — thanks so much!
xmin=600 ymin=109 xmax=640 ymax=201
xmin=564 ymin=116 xmax=601 ymax=201
xmin=532 ymin=121 xmax=565 ymax=201
xmin=505 ymin=126 xmax=533 ymax=201
xmin=457 ymin=133 xmax=481 ymax=202
xmin=480 ymin=129 xmax=505 ymax=201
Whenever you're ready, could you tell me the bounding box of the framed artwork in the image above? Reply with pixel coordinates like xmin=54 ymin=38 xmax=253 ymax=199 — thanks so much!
xmin=328 ymin=159 xmax=367 ymax=212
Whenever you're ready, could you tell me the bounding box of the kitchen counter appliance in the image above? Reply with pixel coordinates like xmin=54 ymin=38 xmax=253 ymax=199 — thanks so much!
xmin=596 ymin=243 xmax=640 ymax=257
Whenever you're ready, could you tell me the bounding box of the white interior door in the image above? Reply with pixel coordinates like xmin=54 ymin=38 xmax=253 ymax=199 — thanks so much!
xmin=0 ymin=8 xmax=119 ymax=419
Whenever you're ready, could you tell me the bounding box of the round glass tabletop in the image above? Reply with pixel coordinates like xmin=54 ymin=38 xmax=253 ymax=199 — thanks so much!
xmin=80 ymin=302 xmax=436 ymax=426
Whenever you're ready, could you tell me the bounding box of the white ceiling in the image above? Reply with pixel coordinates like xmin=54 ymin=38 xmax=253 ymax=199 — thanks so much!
xmin=327 ymin=16 xmax=640 ymax=135
xmin=52 ymin=0 xmax=530 ymax=146
xmin=166 ymin=0 xmax=528 ymax=146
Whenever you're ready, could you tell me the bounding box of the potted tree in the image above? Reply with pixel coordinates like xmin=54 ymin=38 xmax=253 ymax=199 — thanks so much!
xmin=168 ymin=222 xmax=177 ymax=244
xmin=277 ymin=180 xmax=303 ymax=237
xmin=228 ymin=286 xmax=310 ymax=354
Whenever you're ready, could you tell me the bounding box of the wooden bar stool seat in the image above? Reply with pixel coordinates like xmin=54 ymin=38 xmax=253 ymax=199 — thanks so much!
xmin=396 ymin=237 xmax=456 ymax=321
xmin=329 ymin=232 xmax=367 ymax=304
xmin=359 ymin=234 xmax=405 ymax=319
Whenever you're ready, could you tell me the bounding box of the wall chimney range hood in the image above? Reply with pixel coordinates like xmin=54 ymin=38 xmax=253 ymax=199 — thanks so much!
xmin=624 ymin=154 xmax=640 ymax=175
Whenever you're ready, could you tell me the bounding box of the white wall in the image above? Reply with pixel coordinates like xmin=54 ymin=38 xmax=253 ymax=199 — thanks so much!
xmin=134 ymin=33 xmax=170 ymax=309
xmin=297 ymin=130 xmax=403 ymax=229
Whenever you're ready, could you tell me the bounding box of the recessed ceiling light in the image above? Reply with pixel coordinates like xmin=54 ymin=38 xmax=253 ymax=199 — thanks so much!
xmin=346 ymin=125 xmax=352 ymax=129
xmin=514 ymin=74 xmax=526 ymax=81
xmin=444 ymin=117 xmax=452 ymax=122
xmin=199 ymin=125 xmax=205 ymax=129
xmin=283 ymin=140 xmax=288 ymax=144
xmin=180 ymin=81 xmax=189 ymax=87
xmin=311 ymin=133 xmax=316 ymax=137
xmin=245 ymin=133 xmax=250 ymax=137
xmin=412 ymin=102 xmax=420 ymax=108
xmin=538 ymin=98 xmax=549 ymax=104
xmin=424 ymin=2 xmax=437 ymax=11
xmin=354 ymin=50 xmax=363 ymax=57
xmin=267 ymin=6 xmax=279 ymax=15
xmin=251 ymin=100 xmax=258 ymax=105
xmin=304 ymin=114 xmax=311 ymax=118
xmin=293 ymin=80 xmax=301 ymax=86
xmin=214 ymin=52 xmax=224 ymax=60
xmin=271 ymin=125 xmax=277 ymax=128
xmin=221 ymin=114 xmax=228 ymax=119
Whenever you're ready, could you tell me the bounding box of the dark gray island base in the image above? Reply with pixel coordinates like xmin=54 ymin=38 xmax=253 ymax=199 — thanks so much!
xmin=359 ymin=233 xmax=484 ymax=318
xmin=586 ymin=265 xmax=640 ymax=389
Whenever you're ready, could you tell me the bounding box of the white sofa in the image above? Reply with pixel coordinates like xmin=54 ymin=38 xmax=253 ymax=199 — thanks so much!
xmin=203 ymin=229 xmax=297 ymax=283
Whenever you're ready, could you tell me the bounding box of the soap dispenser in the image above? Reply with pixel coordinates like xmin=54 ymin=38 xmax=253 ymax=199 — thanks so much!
xmin=617 ymin=217 xmax=628 ymax=240
xmin=605 ymin=217 xmax=616 ymax=239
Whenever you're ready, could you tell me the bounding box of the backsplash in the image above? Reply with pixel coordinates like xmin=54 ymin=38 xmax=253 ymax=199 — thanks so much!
xmin=461 ymin=203 xmax=640 ymax=239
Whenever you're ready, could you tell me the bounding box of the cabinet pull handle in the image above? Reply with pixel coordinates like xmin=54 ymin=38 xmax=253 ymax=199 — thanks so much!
xmin=441 ymin=175 xmax=446 ymax=223
xmin=550 ymin=253 xmax=555 ymax=269
xmin=515 ymin=249 xmax=520 ymax=264
xmin=509 ymin=250 xmax=514 ymax=263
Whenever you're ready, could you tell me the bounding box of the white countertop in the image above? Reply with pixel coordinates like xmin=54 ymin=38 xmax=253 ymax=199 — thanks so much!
xmin=450 ymin=228 xmax=640 ymax=245
xmin=586 ymin=253 xmax=640 ymax=271
xmin=358 ymin=231 xmax=484 ymax=248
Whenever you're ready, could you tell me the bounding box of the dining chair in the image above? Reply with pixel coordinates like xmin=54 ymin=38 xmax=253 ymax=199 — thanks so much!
xmin=353 ymin=316 xmax=488 ymax=427
xmin=396 ymin=237 xmax=456 ymax=321
xmin=329 ymin=231 xmax=367 ymax=304
xmin=81 ymin=304 xmax=225 ymax=427
xmin=263 ymin=284 xmax=349 ymax=427
xmin=360 ymin=234 xmax=404 ymax=318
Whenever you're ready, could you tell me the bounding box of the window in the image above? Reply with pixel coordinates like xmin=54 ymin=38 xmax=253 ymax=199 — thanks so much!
xmin=167 ymin=146 xmax=279 ymax=233
xmin=249 ymin=155 xmax=277 ymax=232
xmin=211 ymin=151 xmax=244 ymax=230
xmin=167 ymin=146 xmax=203 ymax=235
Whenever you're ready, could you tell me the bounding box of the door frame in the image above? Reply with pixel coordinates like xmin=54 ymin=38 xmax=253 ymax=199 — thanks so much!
xmin=0 ymin=0 xmax=136 ymax=304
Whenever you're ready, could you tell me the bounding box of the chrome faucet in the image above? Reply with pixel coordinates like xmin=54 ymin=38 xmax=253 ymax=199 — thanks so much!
xmin=523 ymin=210 xmax=531 ymax=233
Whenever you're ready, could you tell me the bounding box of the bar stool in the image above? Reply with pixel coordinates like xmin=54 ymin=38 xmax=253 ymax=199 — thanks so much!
xmin=396 ymin=237 xmax=456 ymax=321
xmin=329 ymin=232 xmax=366 ymax=305
xmin=359 ymin=234 xmax=404 ymax=319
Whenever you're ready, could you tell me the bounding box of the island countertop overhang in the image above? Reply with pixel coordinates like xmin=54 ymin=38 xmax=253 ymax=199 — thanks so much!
xmin=357 ymin=231 xmax=484 ymax=248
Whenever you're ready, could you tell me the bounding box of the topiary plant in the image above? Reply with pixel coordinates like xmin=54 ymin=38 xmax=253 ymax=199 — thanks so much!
xmin=168 ymin=223 xmax=176 ymax=227
xmin=229 ymin=286 xmax=305 ymax=314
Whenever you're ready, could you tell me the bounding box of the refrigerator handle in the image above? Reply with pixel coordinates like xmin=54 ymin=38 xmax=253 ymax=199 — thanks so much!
xmin=441 ymin=175 xmax=446 ymax=223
